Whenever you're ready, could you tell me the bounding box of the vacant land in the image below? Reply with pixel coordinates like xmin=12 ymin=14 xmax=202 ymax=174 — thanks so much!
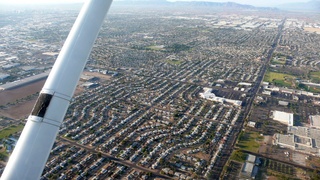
xmin=83 ymin=71 xmax=112 ymax=82
xmin=0 ymin=76 xmax=87 ymax=120
xmin=264 ymin=71 xmax=296 ymax=88
xmin=304 ymin=27 xmax=320 ymax=34
xmin=0 ymin=79 xmax=45 ymax=106
xmin=0 ymin=80 xmax=44 ymax=120
xmin=237 ymin=131 xmax=263 ymax=152
xmin=0 ymin=99 xmax=36 ymax=119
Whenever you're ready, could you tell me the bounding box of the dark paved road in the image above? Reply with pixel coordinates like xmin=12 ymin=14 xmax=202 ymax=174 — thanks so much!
xmin=58 ymin=137 xmax=172 ymax=179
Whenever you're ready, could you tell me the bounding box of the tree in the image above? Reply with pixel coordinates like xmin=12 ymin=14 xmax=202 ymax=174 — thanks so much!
xmin=311 ymin=170 xmax=320 ymax=180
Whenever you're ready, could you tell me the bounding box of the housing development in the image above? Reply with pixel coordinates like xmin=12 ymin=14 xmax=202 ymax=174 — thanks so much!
xmin=0 ymin=1 xmax=320 ymax=180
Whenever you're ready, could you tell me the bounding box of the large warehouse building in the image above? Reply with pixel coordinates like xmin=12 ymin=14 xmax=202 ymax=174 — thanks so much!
xmin=309 ymin=115 xmax=320 ymax=129
xmin=271 ymin=110 xmax=294 ymax=126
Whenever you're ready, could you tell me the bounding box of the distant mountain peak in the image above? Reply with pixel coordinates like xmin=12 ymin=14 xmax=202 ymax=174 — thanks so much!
xmin=173 ymin=1 xmax=277 ymax=11
xmin=114 ymin=0 xmax=278 ymax=11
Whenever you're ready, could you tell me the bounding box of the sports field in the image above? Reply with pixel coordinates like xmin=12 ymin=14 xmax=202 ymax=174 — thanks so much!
xmin=237 ymin=131 xmax=263 ymax=153
xmin=264 ymin=71 xmax=296 ymax=87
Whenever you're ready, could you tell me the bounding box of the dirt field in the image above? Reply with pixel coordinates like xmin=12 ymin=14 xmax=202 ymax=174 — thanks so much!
xmin=0 ymin=79 xmax=45 ymax=106
xmin=83 ymin=71 xmax=112 ymax=82
xmin=304 ymin=27 xmax=320 ymax=34
xmin=181 ymin=149 xmax=210 ymax=161
xmin=74 ymin=86 xmax=85 ymax=96
xmin=0 ymin=79 xmax=45 ymax=120
xmin=258 ymin=135 xmax=273 ymax=154
xmin=0 ymin=99 xmax=36 ymax=119
xmin=0 ymin=70 xmax=109 ymax=121
xmin=0 ymin=79 xmax=85 ymax=120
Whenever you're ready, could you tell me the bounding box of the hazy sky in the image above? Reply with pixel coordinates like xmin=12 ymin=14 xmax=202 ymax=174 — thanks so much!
xmin=172 ymin=0 xmax=311 ymax=7
xmin=0 ymin=0 xmax=83 ymax=4
xmin=0 ymin=0 xmax=312 ymax=7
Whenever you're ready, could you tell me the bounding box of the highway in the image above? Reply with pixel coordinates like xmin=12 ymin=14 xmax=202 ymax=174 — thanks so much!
xmin=216 ymin=18 xmax=287 ymax=178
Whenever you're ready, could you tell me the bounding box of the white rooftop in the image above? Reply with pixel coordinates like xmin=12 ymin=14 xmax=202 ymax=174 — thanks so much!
xmin=310 ymin=115 xmax=320 ymax=129
xmin=200 ymin=88 xmax=242 ymax=106
xmin=242 ymin=162 xmax=254 ymax=174
xmin=246 ymin=154 xmax=256 ymax=163
xmin=272 ymin=111 xmax=293 ymax=126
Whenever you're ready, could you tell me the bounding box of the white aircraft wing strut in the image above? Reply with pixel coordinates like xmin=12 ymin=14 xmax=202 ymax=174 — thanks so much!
xmin=1 ymin=0 xmax=113 ymax=179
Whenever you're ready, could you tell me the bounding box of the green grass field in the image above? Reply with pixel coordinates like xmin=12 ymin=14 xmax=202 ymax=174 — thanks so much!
xmin=237 ymin=131 xmax=263 ymax=153
xmin=230 ymin=150 xmax=247 ymax=163
xmin=264 ymin=71 xmax=296 ymax=88
xmin=310 ymin=71 xmax=320 ymax=83
xmin=0 ymin=124 xmax=24 ymax=140
xmin=166 ymin=59 xmax=182 ymax=65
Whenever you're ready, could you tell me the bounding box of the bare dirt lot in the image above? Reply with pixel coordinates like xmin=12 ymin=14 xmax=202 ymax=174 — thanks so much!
xmin=258 ymin=135 xmax=273 ymax=154
xmin=292 ymin=152 xmax=307 ymax=166
xmin=0 ymin=79 xmax=85 ymax=120
xmin=83 ymin=71 xmax=112 ymax=82
xmin=0 ymin=80 xmax=45 ymax=120
xmin=304 ymin=27 xmax=320 ymax=34
xmin=0 ymin=79 xmax=45 ymax=106
xmin=0 ymin=99 xmax=37 ymax=119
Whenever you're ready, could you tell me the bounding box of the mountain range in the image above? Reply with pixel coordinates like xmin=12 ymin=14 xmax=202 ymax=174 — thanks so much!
xmin=114 ymin=0 xmax=277 ymax=11
xmin=114 ymin=0 xmax=320 ymax=12
xmin=1 ymin=0 xmax=319 ymax=13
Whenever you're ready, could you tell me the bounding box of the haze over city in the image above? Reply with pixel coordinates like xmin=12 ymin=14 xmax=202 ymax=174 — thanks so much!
xmin=171 ymin=0 xmax=312 ymax=7
xmin=0 ymin=0 xmax=314 ymax=7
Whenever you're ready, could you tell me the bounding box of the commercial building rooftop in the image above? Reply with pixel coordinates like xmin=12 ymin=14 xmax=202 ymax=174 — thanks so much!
xmin=242 ymin=162 xmax=254 ymax=177
xmin=200 ymin=88 xmax=242 ymax=106
xmin=279 ymin=100 xmax=289 ymax=106
xmin=309 ymin=115 xmax=320 ymax=129
xmin=246 ymin=154 xmax=256 ymax=163
xmin=275 ymin=126 xmax=320 ymax=156
xmin=275 ymin=134 xmax=295 ymax=149
xmin=271 ymin=110 xmax=293 ymax=126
